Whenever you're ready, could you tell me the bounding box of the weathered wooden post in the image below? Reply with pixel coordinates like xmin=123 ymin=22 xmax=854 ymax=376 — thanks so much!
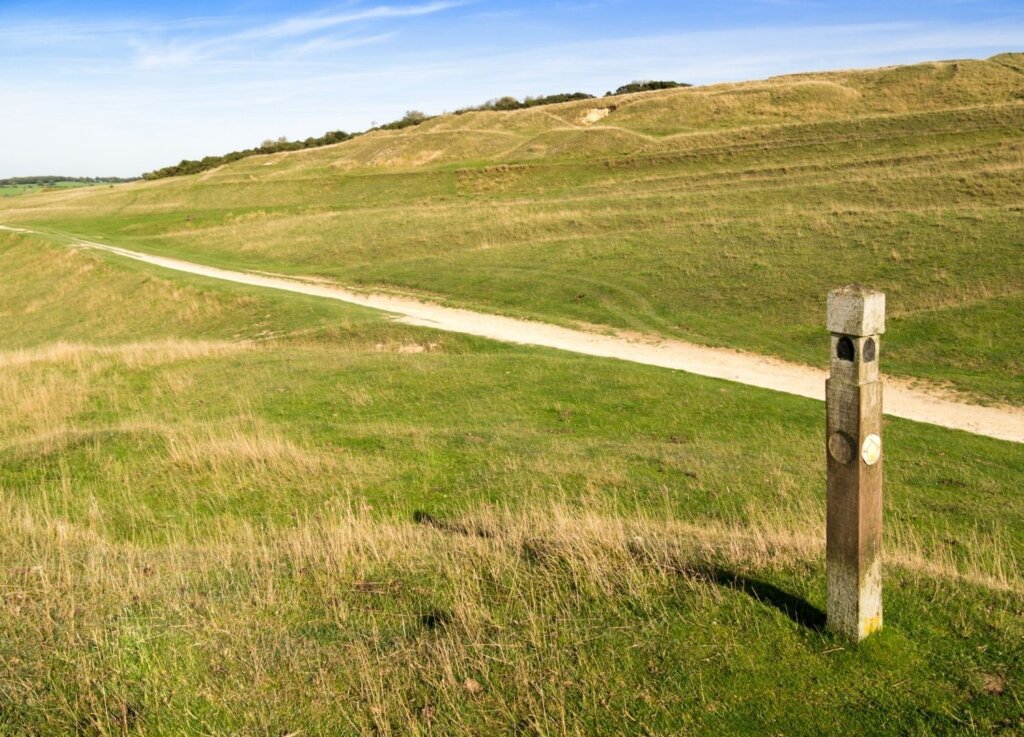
xmin=826 ymin=284 xmax=884 ymax=641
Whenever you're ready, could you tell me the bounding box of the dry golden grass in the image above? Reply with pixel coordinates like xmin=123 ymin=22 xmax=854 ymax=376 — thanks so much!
xmin=0 ymin=340 xmax=255 ymax=464
xmin=0 ymin=339 xmax=251 ymax=370
xmin=165 ymin=418 xmax=338 ymax=480
xmin=0 ymin=329 xmax=1019 ymax=732
xmin=1 ymin=492 xmax=1019 ymax=731
xmin=3 ymin=339 xmax=1012 ymax=595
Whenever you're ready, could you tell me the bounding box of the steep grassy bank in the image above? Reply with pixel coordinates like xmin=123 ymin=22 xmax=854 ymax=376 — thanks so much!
xmin=3 ymin=55 xmax=1023 ymax=404
xmin=1 ymin=232 xmax=1022 ymax=734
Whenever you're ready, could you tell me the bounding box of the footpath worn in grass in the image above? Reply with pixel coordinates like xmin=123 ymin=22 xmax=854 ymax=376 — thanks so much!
xmin=2 ymin=54 xmax=1023 ymax=404
xmin=1 ymin=233 xmax=1022 ymax=734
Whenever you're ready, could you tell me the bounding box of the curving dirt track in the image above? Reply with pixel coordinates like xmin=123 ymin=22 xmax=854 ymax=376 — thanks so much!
xmin=4 ymin=225 xmax=1021 ymax=443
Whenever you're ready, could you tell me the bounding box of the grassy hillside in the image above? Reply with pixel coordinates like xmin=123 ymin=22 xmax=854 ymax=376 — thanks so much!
xmin=3 ymin=54 xmax=1023 ymax=405
xmin=2 ymin=217 xmax=1024 ymax=734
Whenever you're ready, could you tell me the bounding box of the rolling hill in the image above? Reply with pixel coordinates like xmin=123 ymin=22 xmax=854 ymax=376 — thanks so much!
xmin=1 ymin=55 xmax=1022 ymax=735
xmin=3 ymin=53 xmax=1023 ymax=403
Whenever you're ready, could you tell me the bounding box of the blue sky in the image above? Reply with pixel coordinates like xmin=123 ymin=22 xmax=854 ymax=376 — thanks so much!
xmin=1 ymin=0 xmax=1022 ymax=177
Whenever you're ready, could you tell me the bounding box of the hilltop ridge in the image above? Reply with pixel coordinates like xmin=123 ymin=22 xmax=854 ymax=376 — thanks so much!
xmin=239 ymin=52 xmax=1024 ymax=170
xmin=129 ymin=54 xmax=1024 ymax=179
xmin=2 ymin=52 xmax=1022 ymax=404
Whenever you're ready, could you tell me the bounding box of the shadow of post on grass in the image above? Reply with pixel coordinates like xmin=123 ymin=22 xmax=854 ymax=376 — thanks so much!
xmin=414 ymin=510 xmax=826 ymax=633
xmin=685 ymin=563 xmax=826 ymax=631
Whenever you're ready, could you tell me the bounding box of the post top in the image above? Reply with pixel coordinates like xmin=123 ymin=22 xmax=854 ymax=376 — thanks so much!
xmin=827 ymin=284 xmax=885 ymax=336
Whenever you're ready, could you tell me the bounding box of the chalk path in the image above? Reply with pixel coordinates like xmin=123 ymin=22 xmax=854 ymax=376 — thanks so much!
xmin=3 ymin=224 xmax=1021 ymax=443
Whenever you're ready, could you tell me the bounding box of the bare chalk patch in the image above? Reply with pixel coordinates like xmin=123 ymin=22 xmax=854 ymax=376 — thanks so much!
xmin=580 ymin=108 xmax=612 ymax=125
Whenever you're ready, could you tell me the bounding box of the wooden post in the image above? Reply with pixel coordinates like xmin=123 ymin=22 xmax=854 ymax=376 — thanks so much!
xmin=826 ymin=284 xmax=885 ymax=641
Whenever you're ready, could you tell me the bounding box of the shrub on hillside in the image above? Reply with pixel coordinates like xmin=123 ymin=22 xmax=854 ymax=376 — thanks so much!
xmin=454 ymin=92 xmax=595 ymax=114
xmin=379 ymin=110 xmax=431 ymax=130
xmin=607 ymin=80 xmax=690 ymax=96
xmin=142 ymin=129 xmax=356 ymax=180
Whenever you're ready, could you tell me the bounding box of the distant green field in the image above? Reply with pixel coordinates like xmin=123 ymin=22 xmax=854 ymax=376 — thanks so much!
xmin=0 ymin=184 xmax=34 ymax=197
xmin=1 ymin=229 xmax=1022 ymax=735
xmin=0 ymin=181 xmax=104 ymax=197
xmin=2 ymin=54 xmax=1022 ymax=404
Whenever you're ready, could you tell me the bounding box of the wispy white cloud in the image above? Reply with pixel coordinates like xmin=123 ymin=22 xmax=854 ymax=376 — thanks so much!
xmin=131 ymin=1 xmax=461 ymax=68
xmin=231 ymin=1 xmax=462 ymax=41
xmin=286 ymin=31 xmax=400 ymax=57
xmin=2 ymin=3 xmax=1021 ymax=177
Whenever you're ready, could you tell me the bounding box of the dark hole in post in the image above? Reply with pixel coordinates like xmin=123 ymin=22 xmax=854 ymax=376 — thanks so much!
xmin=863 ymin=337 xmax=876 ymax=362
xmin=836 ymin=336 xmax=855 ymax=362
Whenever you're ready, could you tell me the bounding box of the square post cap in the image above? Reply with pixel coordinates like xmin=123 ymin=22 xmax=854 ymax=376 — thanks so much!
xmin=827 ymin=284 xmax=885 ymax=336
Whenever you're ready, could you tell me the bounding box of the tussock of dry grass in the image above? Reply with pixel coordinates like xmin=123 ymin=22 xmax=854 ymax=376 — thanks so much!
xmin=165 ymin=420 xmax=338 ymax=479
xmin=0 ymin=365 xmax=92 ymax=440
xmin=0 ymin=339 xmax=251 ymax=370
xmin=0 ymin=340 xmax=254 ymax=446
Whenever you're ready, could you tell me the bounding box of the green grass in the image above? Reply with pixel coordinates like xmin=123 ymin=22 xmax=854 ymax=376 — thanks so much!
xmin=2 ymin=55 xmax=1023 ymax=405
xmin=0 ymin=184 xmax=36 ymax=197
xmin=0 ymin=181 xmax=104 ymax=197
xmin=1 ymin=221 xmax=1023 ymax=735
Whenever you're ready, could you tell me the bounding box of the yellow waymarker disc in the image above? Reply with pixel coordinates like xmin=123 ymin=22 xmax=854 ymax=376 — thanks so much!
xmin=861 ymin=434 xmax=881 ymax=466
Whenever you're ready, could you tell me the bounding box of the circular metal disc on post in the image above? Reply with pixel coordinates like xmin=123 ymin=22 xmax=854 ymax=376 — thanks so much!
xmin=861 ymin=434 xmax=882 ymax=466
xmin=828 ymin=432 xmax=855 ymax=464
